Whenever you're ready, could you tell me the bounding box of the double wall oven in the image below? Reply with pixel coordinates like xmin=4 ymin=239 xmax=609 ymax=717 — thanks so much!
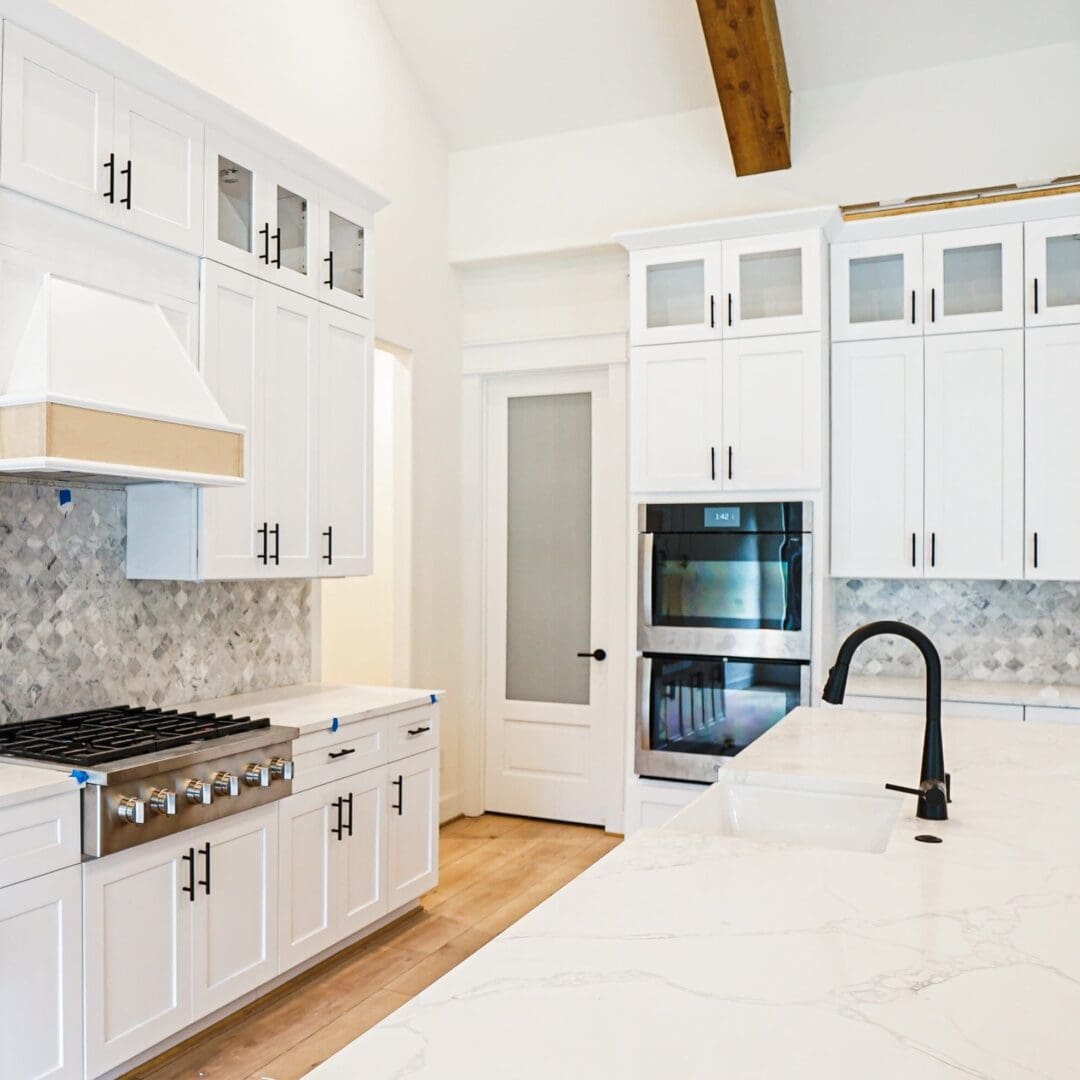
xmin=636 ymin=501 xmax=812 ymax=783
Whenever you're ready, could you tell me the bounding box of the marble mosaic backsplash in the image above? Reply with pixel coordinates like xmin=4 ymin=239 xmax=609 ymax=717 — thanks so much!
xmin=832 ymin=578 xmax=1080 ymax=685
xmin=0 ymin=482 xmax=311 ymax=724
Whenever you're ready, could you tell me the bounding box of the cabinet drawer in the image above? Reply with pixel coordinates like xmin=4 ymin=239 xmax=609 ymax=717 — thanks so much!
xmin=292 ymin=721 xmax=388 ymax=793
xmin=0 ymin=791 xmax=81 ymax=890
xmin=388 ymin=705 xmax=438 ymax=760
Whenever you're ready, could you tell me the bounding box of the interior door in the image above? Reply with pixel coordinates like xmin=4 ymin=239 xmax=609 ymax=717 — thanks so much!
xmin=484 ymin=369 xmax=614 ymax=824
xmin=924 ymin=330 xmax=1023 ymax=579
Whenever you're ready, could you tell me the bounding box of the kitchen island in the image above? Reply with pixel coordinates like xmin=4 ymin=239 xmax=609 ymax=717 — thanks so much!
xmin=310 ymin=706 xmax=1080 ymax=1078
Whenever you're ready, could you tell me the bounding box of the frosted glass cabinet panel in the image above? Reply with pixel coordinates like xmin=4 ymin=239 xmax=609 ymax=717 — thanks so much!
xmin=630 ymin=243 xmax=722 ymax=345
xmin=722 ymin=230 xmax=822 ymax=338
xmin=319 ymin=192 xmax=373 ymax=318
xmin=831 ymin=235 xmax=923 ymax=340
xmin=923 ymin=224 xmax=1023 ymax=334
xmin=216 ymin=155 xmax=253 ymax=254
xmin=1026 ymin=216 xmax=1080 ymax=327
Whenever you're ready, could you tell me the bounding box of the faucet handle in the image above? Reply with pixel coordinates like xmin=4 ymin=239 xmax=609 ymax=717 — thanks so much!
xmin=945 ymin=772 xmax=952 ymax=804
xmin=885 ymin=782 xmax=921 ymax=797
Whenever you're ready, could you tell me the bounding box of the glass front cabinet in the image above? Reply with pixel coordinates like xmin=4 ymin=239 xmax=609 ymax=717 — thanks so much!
xmin=831 ymin=235 xmax=924 ymax=340
xmin=1026 ymin=215 xmax=1080 ymax=328
xmin=319 ymin=192 xmax=372 ymax=319
xmin=629 ymin=243 xmax=722 ymax=346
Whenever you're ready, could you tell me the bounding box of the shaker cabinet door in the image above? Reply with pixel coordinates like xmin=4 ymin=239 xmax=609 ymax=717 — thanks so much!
xmin=1025 ymin=216 xmax=1080 ymax=328
xmin=338 ymin=766 xmax=390 ymax=937
xmin=629 ymin=243 xmax=722 ymax=346
xmin=387 ymin=750 xmax=439 ymax=910
xmin=830 ymin=235 xmax=923 ymax=341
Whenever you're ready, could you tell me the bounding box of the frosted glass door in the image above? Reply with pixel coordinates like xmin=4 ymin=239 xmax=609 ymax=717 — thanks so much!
xmin=924 ymin=224 xmax=1023 ymax=334
xmin=723 ymin=230 xmax=821 ymax=338
xmin=830 ymin=235 xmax=923 ymax=340
xmin=1026 ymin=216 xmax=1080 ymax=327
xmin=630 ymin=243 xmax=721 ymax=345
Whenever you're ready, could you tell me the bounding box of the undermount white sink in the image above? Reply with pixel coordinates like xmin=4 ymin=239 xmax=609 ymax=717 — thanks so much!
xmin=664 ymin=771 xmax=904 ymax=854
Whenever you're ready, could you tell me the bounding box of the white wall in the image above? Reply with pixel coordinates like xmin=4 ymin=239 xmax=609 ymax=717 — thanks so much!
xmin=53 ymin=0 xmax=466 ymax=818
xmin=449 ymin=41 xmax=1080 ymax=262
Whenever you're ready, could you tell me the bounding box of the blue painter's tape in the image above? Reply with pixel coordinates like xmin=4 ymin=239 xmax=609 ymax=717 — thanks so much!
xmin=330 ymin=717 xmax=339 ymax=732
xmin=58 ymin=489 xmax=72 ymax=506
xmin=70 ymin=769 xmax=89 ymax=786
xmin=430 ymin=693 xmax=437 ymax=704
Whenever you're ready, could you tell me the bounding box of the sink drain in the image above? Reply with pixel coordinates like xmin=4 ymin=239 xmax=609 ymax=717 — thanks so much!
xmin=914 ymin=834 xmax=943 ymax=844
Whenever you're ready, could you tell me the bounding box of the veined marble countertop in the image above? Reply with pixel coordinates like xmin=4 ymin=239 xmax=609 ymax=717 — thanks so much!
xmin=0 ymin=761 xmax=78 ymax=809
xmin=185 ymin=682 xmax=442 ymax=737
xmin=848 ymin=672 xmax=1080 ymax=709
xmin=312 ymin=706 xmax=1080 ymax=1079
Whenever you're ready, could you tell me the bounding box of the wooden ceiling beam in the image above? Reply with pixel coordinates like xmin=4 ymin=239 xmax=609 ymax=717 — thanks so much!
xmin=695 ymin=0 xmax=791 ymax=176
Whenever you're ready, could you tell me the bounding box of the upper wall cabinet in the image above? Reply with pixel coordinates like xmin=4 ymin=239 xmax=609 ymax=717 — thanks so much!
xmin=1 ymin=24 xmax=204 ymax=254
xmin=629 ymin=244 xmax=722 ymax=346
xmin=1025 ymin=216 xmax=1080 ymax=328
xmin=830 ymin=235 xmax=923 ymax=341
xmin=922 ymin=224 xmax=1023 ymax=335
xmin=319 ymin=190 xmax=373 ymax=319
xmin=722 ymin=230 xmax=822 ymax=339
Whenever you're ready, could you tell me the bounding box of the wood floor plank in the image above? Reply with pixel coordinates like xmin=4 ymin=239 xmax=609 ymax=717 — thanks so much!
xmin=384 ymin=927 xmax=493 ymax=997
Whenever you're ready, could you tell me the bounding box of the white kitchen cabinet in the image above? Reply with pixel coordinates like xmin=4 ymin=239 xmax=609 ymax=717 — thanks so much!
xmin=191 ymin=805 xmax=278 ymax=1020
xmin=924 ymin=330 xmax=1024 ymax=579
xmin=721 ymin=332 xmax=822 ymax=490
xmin=830 ymin=235 xmax=923 ymax=341
xmin=387 ymin=749 xmax=439 ymax=910
xmin=629 ymin=243 xmax=722 ymax=346
xmin=319 ymin=190 xmax=373 ymax=318
xmin=1025 ymin=216 xmax=1080 ymax=328
xmin=831 ymin=337 xmax=924 ymax=577
xmin=722 ymin=230 xmax=822 ymax=338
xmin=317 ymin=304 xmax=374 ymax=575
xmin=923 ymin=224 xmax=1023 ymax=335
xmin=338 ymin=765 xmax=390 ymax=937
xmin=630 ymin=342 xmax=722 ymax=492
xmin=0 ymin=864 xmax=82 ymax=1080
xmin=1025 ymin=325 xmax=1080 ymax=580
xmin=1 ymin=23 xmax=204 ymax=253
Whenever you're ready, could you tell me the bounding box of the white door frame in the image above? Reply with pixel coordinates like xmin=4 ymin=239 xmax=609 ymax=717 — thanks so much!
xmin=460 ymin=348 xmax=628 ymax=832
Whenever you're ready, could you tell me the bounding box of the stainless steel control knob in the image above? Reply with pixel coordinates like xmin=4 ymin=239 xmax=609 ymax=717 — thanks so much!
xmin=267 ymin=756 xmax=294 ymax=782
xmin=243 ymin=763 xmax=270 ymax=788
xmin=117 ymin=795 xmax=146 ymax=825
xmin=148 ymin=788 xmax=177 ymax=816
xmin=211 ymin=771 xmax=240 ymax=797
xmin=185 ymin=778 xmax=213 ymax=806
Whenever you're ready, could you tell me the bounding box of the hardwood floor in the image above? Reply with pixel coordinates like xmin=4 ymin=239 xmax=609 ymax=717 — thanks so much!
xmin=127 ymin=814 xmax=621 ymax=1080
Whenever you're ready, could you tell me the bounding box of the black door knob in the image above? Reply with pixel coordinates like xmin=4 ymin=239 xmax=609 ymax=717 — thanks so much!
xmin=576 ymin=649 xmax=607 ymax=661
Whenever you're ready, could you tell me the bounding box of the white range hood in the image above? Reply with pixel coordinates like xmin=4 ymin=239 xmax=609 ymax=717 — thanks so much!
xmin=0 ymin=273 xmax=244 ymax=485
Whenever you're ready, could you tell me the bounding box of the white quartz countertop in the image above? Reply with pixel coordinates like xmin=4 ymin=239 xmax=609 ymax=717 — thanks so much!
xmin=848 ymin=672 xmax=1080 ymax=709
xmin=184 ymin=683 xmax=441 ymax=737
xmin=312 ymin=705 xmax=1080 ymax=1079
xmin=0 ymin=761 xmax=78 ymax=809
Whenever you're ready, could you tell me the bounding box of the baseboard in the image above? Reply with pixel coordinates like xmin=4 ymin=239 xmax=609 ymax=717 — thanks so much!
xmin=440 ymin=786 xmax=464 ymax=823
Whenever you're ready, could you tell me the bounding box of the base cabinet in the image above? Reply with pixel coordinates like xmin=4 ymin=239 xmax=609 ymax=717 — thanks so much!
xmin=387 ymin=750 xmax=439 ymax=909
xmin=0 ymin=864 xmax=82 ymax=1080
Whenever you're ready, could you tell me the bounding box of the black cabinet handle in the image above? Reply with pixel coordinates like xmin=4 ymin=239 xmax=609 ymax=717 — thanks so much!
xmin=728 ymin=446 xmax=733 ymax=480
xmin=930 ymin=287 xmax=936 ymax=323
xmin=331 ymin=796 xmax=344 ymax=840
xmin=257 ymin=522 xmax=268 ymax=565
xmin=1034 ymin=278 xmax=1040 ymax=316
xmin=198 ymin=841 xmax=211 ymax=896
xmin=911 ymin=289 xmax=916 ymax=324
xmin=272 ymin=227 xmax=282 ymax=268
xmin=407 ymin=725 xmax=431 ymax=735
xmin=709 ymin=294 xmax=715 ymax=329
xmin=328 ymin=746 xmax=356 ymax=760
xmin=344 ymin=792 xmax=354 ymax=837
xmin=930 ymin=532 xmax=936 ymax=568
xmin=181 ymin=847 xmax=195 ymax=901
xmin=392 ymin=775 xmax=403 ymax=816
xmin=259 ymin=223 xmax=270 ymax=264
xmin=120 ymin=159 xmax=132 ymax=209
xmin=103 ymin=152 xmax=116 ymax=203
xmin=271 ymin=523 xmax=280 ymax=565
xmin=324 ymin=251 xmax=334 ymax=288
xmin=727 ymin=293 xmax=733 ymax=327
xmin=911 ymin=532 xmax=917 ymax=568
xmin=322 ymin=526 xmax=333 ymax=565
xmin=710 ymin=446 xmax=716 ymax=481
xmin=576 ymin=649 xmax=607 ymax=661
xmin=1034 ymin=531 xmax=1039 ymax=569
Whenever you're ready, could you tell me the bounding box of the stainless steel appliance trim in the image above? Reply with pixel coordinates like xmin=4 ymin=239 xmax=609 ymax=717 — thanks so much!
xmin=639 ymin=532 xmax=654 ymax=630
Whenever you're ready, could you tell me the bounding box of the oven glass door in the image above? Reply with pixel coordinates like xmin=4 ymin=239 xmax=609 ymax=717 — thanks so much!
xmin=644 ymin=655 xmax=805 ymax=760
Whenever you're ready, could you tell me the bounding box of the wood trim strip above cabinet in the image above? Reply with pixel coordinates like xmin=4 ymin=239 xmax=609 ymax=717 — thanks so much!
xmin=842 ymin=182 xmax=1080 ymax=221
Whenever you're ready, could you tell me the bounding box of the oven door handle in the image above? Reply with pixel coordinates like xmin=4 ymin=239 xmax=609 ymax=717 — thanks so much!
xmin=636 ymin=656 xmax=654 ymax=752
xmin=639 ymin=532 xmax=655 ymax=629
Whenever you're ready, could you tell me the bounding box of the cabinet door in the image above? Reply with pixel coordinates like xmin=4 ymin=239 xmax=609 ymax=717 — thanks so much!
xmin=0 ymin=865 xmax=81 ymax=1080
xmin=1026 ymin=325 xmax=1080 ymax=580
xmin=830 ymin=235 xmax=923 ymax=341
xmin=263 ymin=164 xmax=319 ymax=298
xmin=198 ymin=262 xmax=267 ymax=580
xmin=831 ymin=338 xmax=924 ymax=577
xmin=924 ymin=224 xmax=1023 ymax=334
xmin=84 ymin=842 xmax=193 ymax=1077
xmin=1026 ymin=216 xmax=1080 ymax=328
xmin=204 ymin=131 xmax=269 ymax=275
xmin=113 ymin=81 xmax=204 ymax=253
xmin=630 ymin=342 xmax=723 ymax=492
xmin=721 ymin=332 xmax=822 ymax=490
xmin=0 ymin=23 xmax=114 ymax=220
xmin=191 ymin=805 xmax=278 ymax=1020
xmin=338 ymin=766 xmax=390 ymax=937
xmin=278 ymin=784 xmax=338 ymax=972
xmin=319 ymin=191 xmax=372 ymax=318
xmin=318 ymin=305 xmax=373 ymax=576
xmin=387 ymin=749 xmax=439 ymax=910
xmin=629 ymin=243 xmax=722 ymax=346
xmin=261 ymin=285 xmax=319 ymax=577
xmin=723 ymin=230 xmax=822 ymax=338
xmin=924 ymin=330 xmax=1023 ymax=578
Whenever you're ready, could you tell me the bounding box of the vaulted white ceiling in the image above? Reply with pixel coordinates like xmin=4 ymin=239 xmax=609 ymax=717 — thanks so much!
xmin=377 ymin=0 xmax=1080 ymax=151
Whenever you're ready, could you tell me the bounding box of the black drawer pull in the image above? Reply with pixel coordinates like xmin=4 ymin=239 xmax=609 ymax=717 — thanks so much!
xmin=181 ymin=847 xmax=195 ymax=901
xmin=198 ymin=841 xmax=211 ymax=896
xmin=331 ymin=796 xmax=344 ymax=839
xmin=392 ymin=775 xmax=403 ymax=816
xmin=407 ymin=725 xmax=431 ymax=736
xmin=329 ymin=747 xmax=356 ymax=760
